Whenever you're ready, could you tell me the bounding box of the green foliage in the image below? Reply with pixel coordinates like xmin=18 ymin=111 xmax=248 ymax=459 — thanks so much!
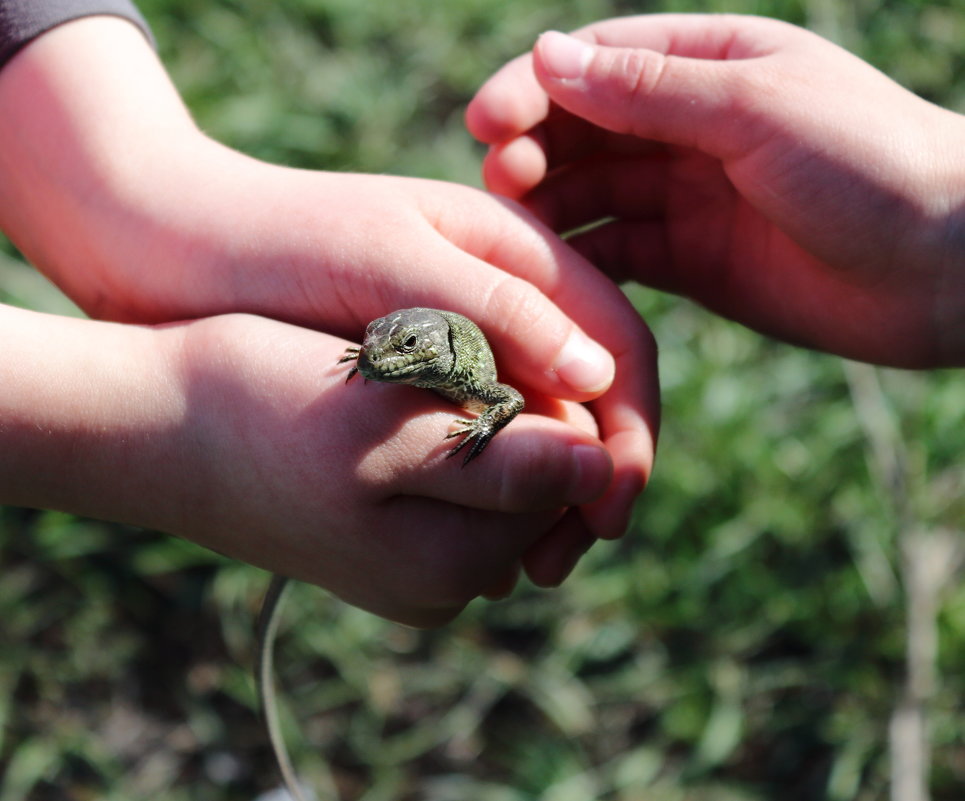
xmin=2 ymin=1 xmax=964 ymax=800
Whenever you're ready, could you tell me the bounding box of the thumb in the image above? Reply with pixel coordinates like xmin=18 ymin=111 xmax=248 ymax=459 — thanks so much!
xmin=533 ymin=30 xmax=755 ymax=158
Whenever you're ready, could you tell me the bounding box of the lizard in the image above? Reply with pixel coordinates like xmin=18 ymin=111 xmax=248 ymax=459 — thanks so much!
xmin=256 ymin=308 xmax=525 ymax=801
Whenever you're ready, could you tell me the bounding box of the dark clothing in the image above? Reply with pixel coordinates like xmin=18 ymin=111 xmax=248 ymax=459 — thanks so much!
xmin=0 ymin=0 xmax=152 ymax=70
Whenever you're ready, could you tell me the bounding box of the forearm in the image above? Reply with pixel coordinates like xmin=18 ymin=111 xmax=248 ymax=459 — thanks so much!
xmin=0 ymin=15 xmax=207 ymax=320
xmin=0 ymin=302 xmax=190 ymax=530
xmin=0 ymin=14 xmax=373 ymax=328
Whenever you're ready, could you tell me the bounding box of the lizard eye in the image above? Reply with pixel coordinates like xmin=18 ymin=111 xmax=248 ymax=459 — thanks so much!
xmin=399 ymin=333 xmax=419 ymax=352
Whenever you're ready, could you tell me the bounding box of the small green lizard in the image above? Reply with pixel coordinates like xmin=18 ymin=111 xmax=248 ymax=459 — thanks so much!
xmin=256 ymin=308 xmax=525 ymax=801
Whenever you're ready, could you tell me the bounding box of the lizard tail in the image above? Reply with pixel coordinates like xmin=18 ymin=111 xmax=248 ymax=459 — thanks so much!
xmin=256 ymin=574 xmax=310 ymax=801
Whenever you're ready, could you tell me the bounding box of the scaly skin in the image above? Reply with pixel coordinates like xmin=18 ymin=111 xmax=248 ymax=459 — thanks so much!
xmin=257 ymin=308 xmax=524 ymax=800
xmin=340 ymin=307 xmax=525 ymax=464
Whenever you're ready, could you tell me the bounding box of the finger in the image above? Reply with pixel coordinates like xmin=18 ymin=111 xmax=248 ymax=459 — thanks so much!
xmin=352 ymin=500 xmax=561 ymax=628
xmin=523 ymin=392 xmax=598 ymax=436
xmin=412 ymin=186 xmax=623 ymax=397
xmin=523 ymin=507 xmax=596 ymax=587
xmin=361 ymin=192 xmax=626 ymax=401
xmin=522 ymin=154 xmax=671 ymax=234
xmin=333 ymin=188 xmax=658 ymax=538
xmin=482 ymin=563 xmax=522 ymax=600
xmin=469 ymin=17 xmax=778 ymax=199
xmin=537 ymin=108 xmax=663 ymax=169
xmin=405 ymin=185 xmax=659 ymax=538
xmin=449 ymin=209 xmax=660 ymax=539
xmin=530 ymin=28 xmax=781 ymax=159
xmin=482 ymin=134 xmax=548 ymax=199
xmin=466 ymin=14 xmax=789 ymax=146
xmin=466 ymin=49 xmax=548 ymax=144
xmin=362 ymin=401 xmax=613 ymax=514
xmin=565 ymin=13 xmax=785 ymax=56
xmin=482 ymin=122 xmax=660 ymax=199
xmin=477 ymin=213 xmax=660 ymax=540
xmin=349 ymin=367 xmax=650 ymax=543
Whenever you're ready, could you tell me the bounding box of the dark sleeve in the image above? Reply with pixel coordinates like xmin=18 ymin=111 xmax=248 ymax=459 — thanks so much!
xmin=0 ymin=0 xmax=154 ymax=70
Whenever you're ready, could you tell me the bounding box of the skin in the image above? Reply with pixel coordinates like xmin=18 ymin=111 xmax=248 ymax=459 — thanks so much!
xmin=260 ymin=308 xmax=531 ymax=799
xmin=466 ymin=15 xmax=965 ymax=368
xmin=0 ymin=15 xmax=663 ymax=618
xmin=344 ymin=308 xmax=527 ymax=463
xmin=0 ymin=303 xmax=616 ymax=627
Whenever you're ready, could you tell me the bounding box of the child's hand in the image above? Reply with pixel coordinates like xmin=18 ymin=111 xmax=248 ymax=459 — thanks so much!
xmin=467 ymin=15 xmax=965 ymax=367
xmin=0 ymin=306 xmax=613 ymax=626
xmin=0 ymin=17 xmax=659 ymax=541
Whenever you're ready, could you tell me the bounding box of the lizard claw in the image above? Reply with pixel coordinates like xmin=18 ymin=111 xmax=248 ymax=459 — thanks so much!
xmin=338 ymin=346 xmax=360 ymax=364
xmin=445 ymin=417 xmax=494 ymax=466
xmin=335 ymin=310 xmax=523 ymax=466
xmin=339 ymin=347 xmax=360 ymax=382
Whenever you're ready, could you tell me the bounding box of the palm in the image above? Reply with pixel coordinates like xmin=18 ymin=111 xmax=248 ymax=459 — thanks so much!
xmin=522 ymin=132 xmax=931 ymax=366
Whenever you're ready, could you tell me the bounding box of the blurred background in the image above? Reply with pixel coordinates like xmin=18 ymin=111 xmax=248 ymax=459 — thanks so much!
xmin=1 ymin=0 xmax=964 ymax=799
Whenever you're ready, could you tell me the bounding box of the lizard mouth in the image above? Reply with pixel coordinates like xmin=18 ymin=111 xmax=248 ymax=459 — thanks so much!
xmin=355 ymin=349 xmax=432 ymax=383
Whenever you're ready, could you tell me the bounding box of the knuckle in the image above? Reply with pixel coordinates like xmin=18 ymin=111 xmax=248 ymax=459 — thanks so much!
xmin=495 ymin=439 xmax=575 ymax=513
xmin=482 ymin=275 xmax=563 ymax=352
xmin=611 ymin=49 xmax=668 ymax=132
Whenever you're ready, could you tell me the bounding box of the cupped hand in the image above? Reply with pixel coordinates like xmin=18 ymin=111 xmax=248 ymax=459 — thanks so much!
xmin=173 ymin=314 xmax=618 ymax=626
xmin=0 ymin=16 xmax=660 ymax=541
xmin=0 ymin=305 xmax=616 ymax=627
xmin=467 ymin=15 xmax=965 ymax=367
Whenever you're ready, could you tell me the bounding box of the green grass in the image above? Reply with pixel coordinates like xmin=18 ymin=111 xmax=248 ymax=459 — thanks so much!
xmin=2 ymin=1 xmax=964 ymax=799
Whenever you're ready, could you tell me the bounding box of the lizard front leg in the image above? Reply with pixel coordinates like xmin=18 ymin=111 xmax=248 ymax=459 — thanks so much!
xmin=338 ymin=346 xmax=361 ymax=381
xmin=445 ymin=383 xmax=525 ymax=465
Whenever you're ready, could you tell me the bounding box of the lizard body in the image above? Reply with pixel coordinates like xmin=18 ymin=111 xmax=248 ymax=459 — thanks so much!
xmin=256 ymin=308 xmax=524 ymax=800
xmin=341 ymin=307 xmax=525 ymax=463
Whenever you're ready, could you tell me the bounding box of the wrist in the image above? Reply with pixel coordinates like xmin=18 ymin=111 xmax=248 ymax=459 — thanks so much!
xmin=0 ymin=305 xmax=193 ymax=531
xmin=0 ymin=14 xmax=356 ymax=328
xmin=0 ymin=15 xmax=206 ymax=320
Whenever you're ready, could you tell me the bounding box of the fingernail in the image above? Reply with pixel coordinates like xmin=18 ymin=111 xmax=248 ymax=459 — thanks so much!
xmin=553 ymin=329 xmax=614 ymax=393
xmin=538 ymin=31 xmax=593 ymax=82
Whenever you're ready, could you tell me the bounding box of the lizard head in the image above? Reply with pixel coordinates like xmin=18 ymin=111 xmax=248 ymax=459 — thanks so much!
xmin=354 ymin=308 xmax=455 ymax=385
